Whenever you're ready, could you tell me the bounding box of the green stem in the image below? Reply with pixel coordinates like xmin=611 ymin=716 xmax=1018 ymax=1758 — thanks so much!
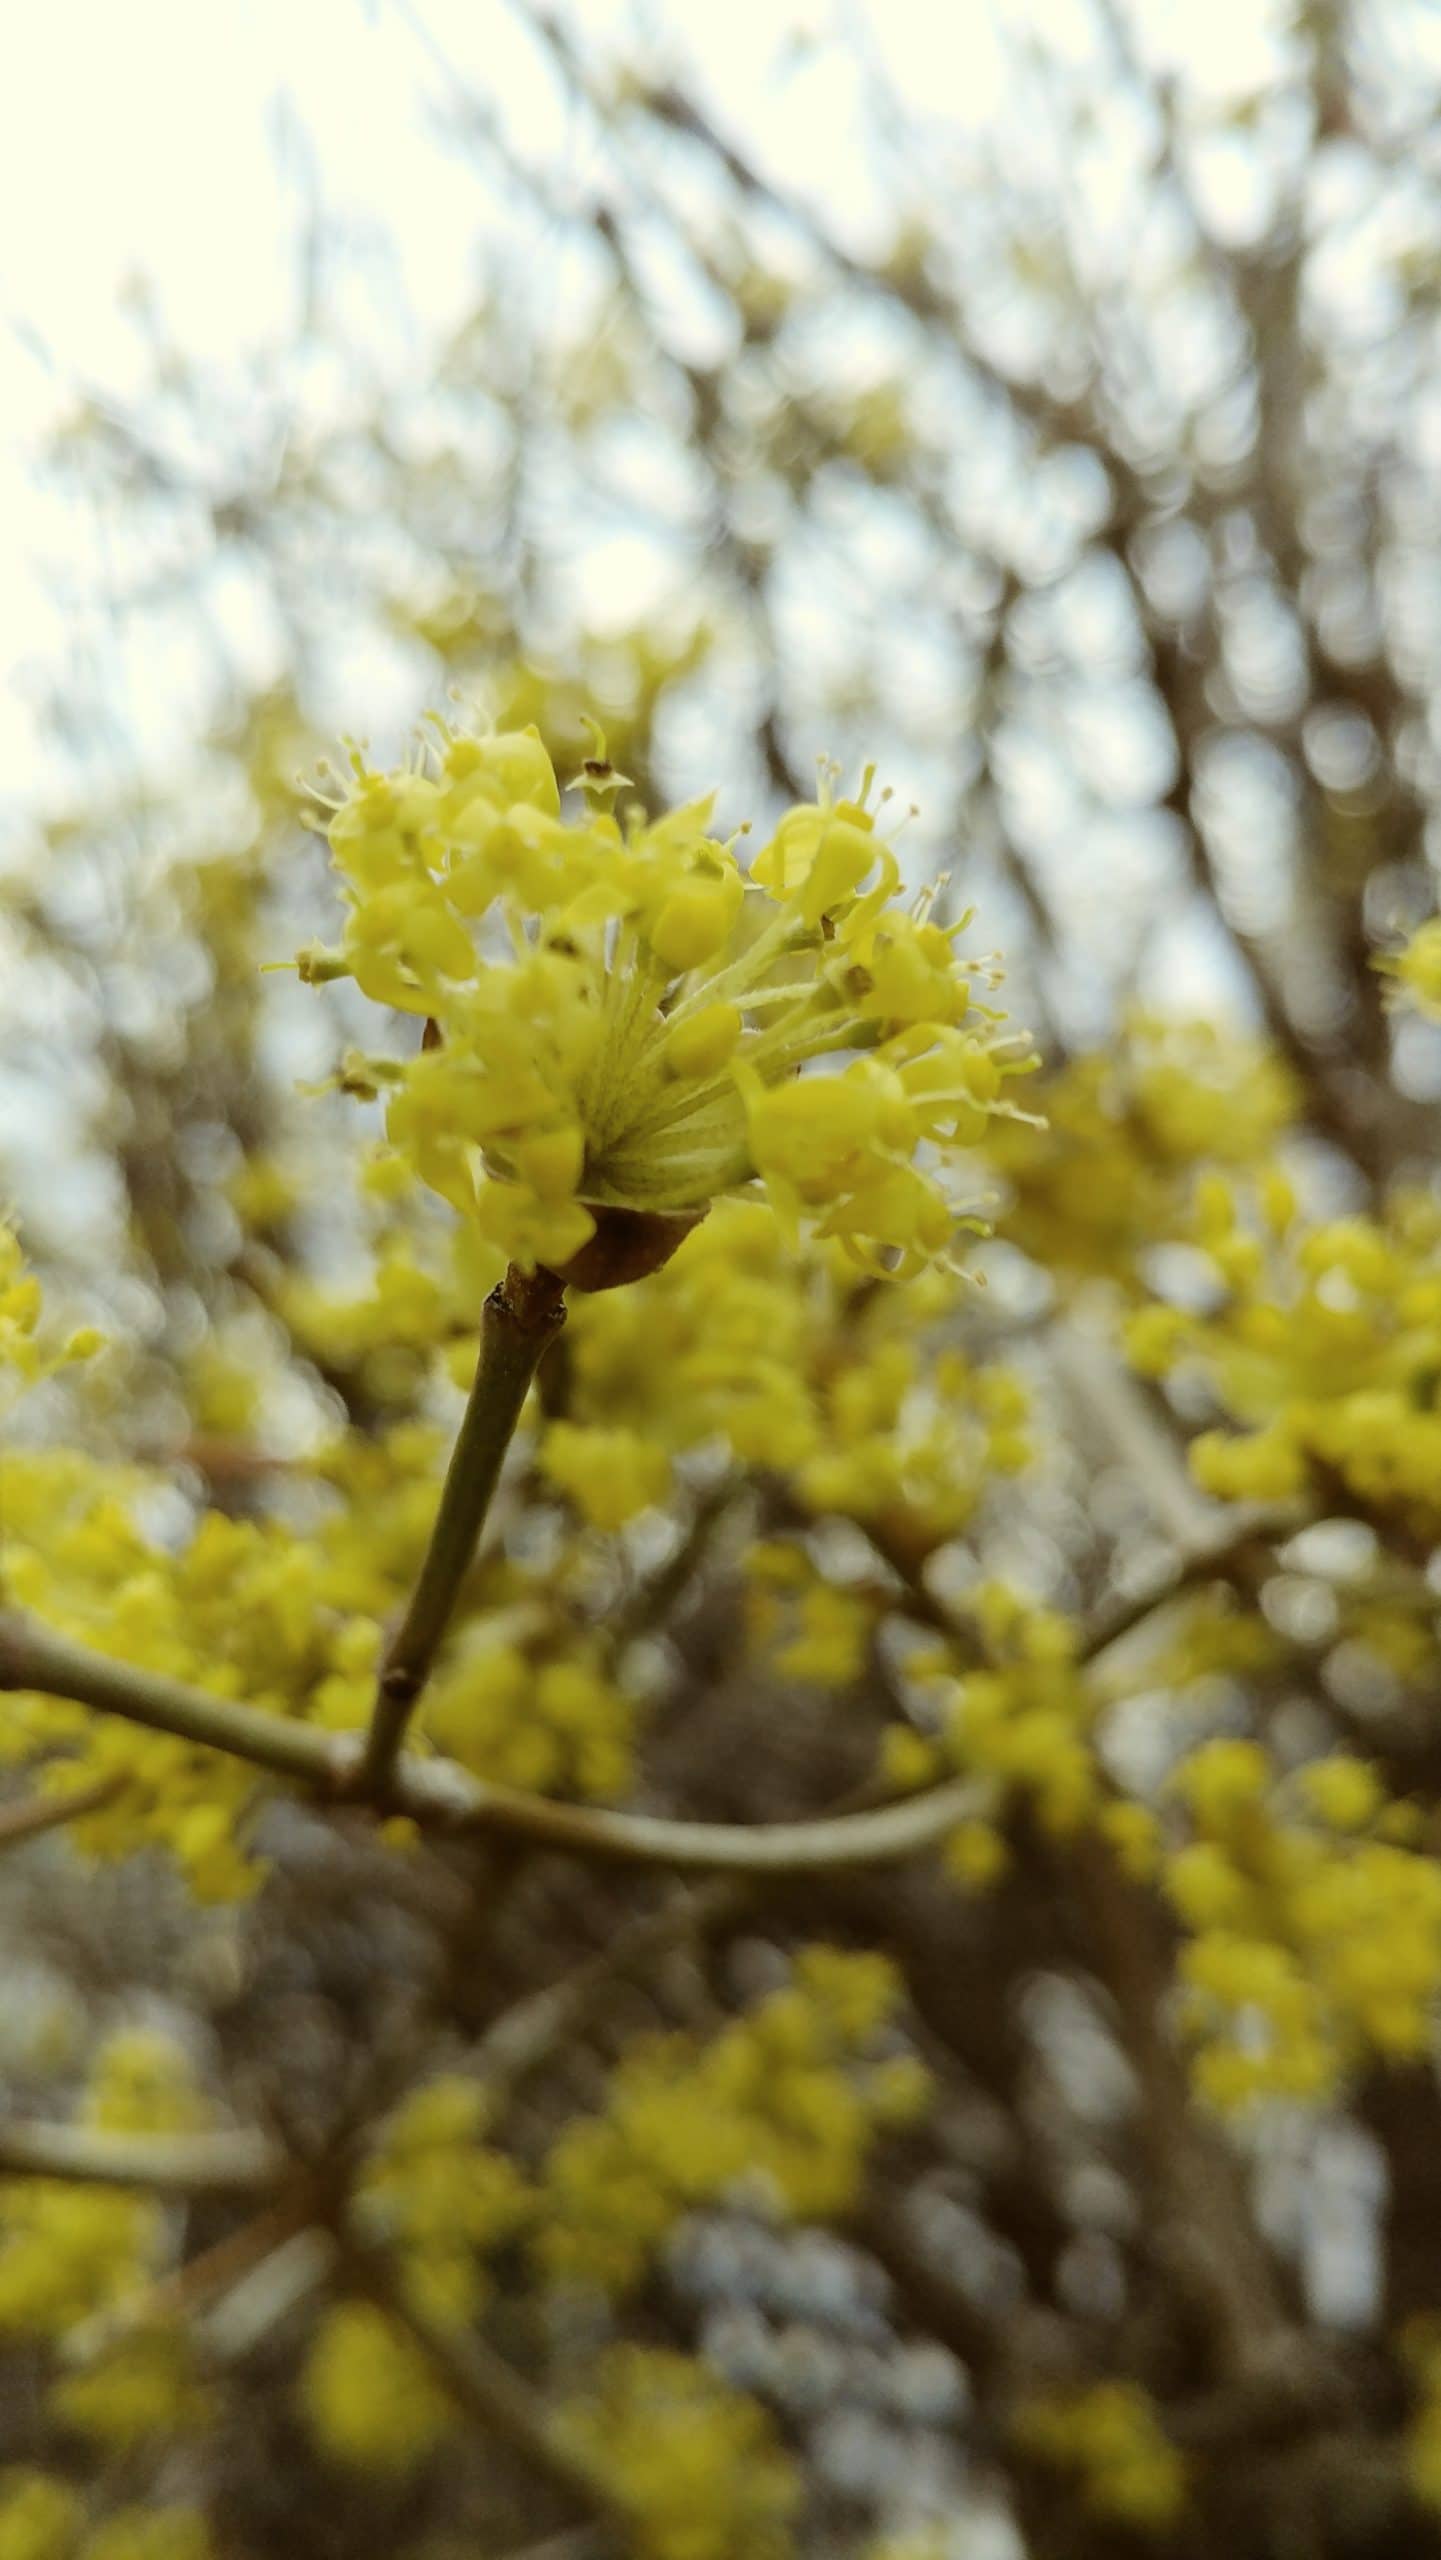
xmin=359 ymin=1263 xmax=567 ymax=1797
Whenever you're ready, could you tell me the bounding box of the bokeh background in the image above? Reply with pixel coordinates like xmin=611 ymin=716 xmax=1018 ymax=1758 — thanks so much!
xmin=6 ymin=5 xmax=1441 ymax=2558
xmin=13 ymin=0 xmax=1441 ymax=1282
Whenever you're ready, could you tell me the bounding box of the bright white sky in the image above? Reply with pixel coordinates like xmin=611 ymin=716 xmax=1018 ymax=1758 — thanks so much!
xmin=0 ymin=0 xmax=1287 ymax=796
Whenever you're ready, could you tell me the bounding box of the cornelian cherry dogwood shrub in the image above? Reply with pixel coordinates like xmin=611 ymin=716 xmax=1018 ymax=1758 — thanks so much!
xmin=5 ymin=732 xmax=1441 ymax=2558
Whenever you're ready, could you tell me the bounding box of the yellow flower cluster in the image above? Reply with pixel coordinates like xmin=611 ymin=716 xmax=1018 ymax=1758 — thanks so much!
xmin=1014 ymin=2381 xmax=1188 ymax=2531
xmin=422 ymin=1625 xmax=635 ymax=1799
xmin=0 ymin=1455 xmax=382 ymax=1897
xmin=299 ymin=2301 xmax=451 ymax=2474
xmin=561 ymin=1199 xmax=820 ymax=1473
xmin=0 ymin=1227 xmax=100 ymax=1392
xmin=989 ymin=1016 xmax=1297 ymax=1286
xmin=0 ymin=2478 xmax=213 ymax=2560
xmin=1128 ymin=1185 xmax=1441 ymax=1528
xmin=308 ymin=725 xmax=1032 ymax=1274
xmin=560 ymin=1199 xmax=1031 ymax=1547
xmin=1163 ymin=1739 xmax=1441 ymax=2107
xmin=0 ymin=2180 xmax=156 ymax=2342
xmin=353 ymin=2075 xmax=529 ymax=2328
xmin=303 ymin=1419 xmax=449 ymax=1620
xmin=82 ymin=2030 xmax=209 ymax=2137
xmin=1405 ymin=2321 xmax=1441 ymax=2512
xmin=563 ymin=2348 xmax=799 ymax=2560
xmin=884 ymin=1584 xmax=1098 ymax=1835
xmin=539 ymin=1419 xmax=671 ymax=1531
xmin=0 ymin=1228 xmax=47 ymax=1382
xmin=0 ymin=2034 xmax=202 ymax=2342
xmin=276 ymin=1219 xmax=488 ymax=1411
xmin=536 ymin=1948 xmax=928 ymax=2295
xmin=51 ymin=2327 xmax=210 ymax=2455
xmin=3 ymin=1315 xmax=656 ymax=1885
xmin=1381 ymin=915 xmax=1441 ymax=1019
xmin=746 ymin=1542 xmax=880 ymax=1688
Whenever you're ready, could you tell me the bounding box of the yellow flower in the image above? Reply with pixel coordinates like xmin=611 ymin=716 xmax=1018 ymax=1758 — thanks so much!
xmin=52 ymin=2327 xmax=211 ymax=2452
xmin=1162 ymin=1729 xmax=1441 ymax=2108
xmin=1297 ymin=1755 xmax=1384 ymax=1833
xmin=355 ymin=2076 xmax=530 ymax=2329
xmin=0 ymin=2470 xmax=83 ymax=2560
xmin=0 ymin=1228 xmax=101 ymax=1394
xmin=564 ymin=2349 xmax=799 ymax=2560
xmin=423 ymin=1634 xmax=635 ymax=1801
xmin=1016 ymin=2381 xmax=1187 ymax=2531
xmin=299 ymin=2302 xmax=451 ymax=2473
xmin=536 ymin=1949 xmax=919 ymax=2294
xmin=83 ymin=2511 xmax=213 ymax=2560
xmin=1382 ymin=914 xmax=1441 ymax=1018
xmin=540 ymin=1420 xmax=672 ymax=1529
xmin=943 ymin=1818 xmax=1010 ymax=1891
xmin=307 ymin=729 xmax=1031 ymax=1275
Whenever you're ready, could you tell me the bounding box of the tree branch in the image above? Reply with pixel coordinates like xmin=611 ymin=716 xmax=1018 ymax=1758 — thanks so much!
xmin=0 ymin=1496 xmax=1297 ymax=1878
xmin=0 ymin=1774 xmax=124 ymax=1851
xmin=360 ymin=1263 xmax=567 ymax=1795
xmin=0 ymin=1610 xmax=342 ymax=1787
xmin=342 ymin=2236 xmax=613 ymax=2529
xmin=0 ymin=2119 xmax=283 ymax=2196
xmin=0 ymin=1593 xmax=1000 ymax=1865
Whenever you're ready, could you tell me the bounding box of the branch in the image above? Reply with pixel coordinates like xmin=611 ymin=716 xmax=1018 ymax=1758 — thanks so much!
xmin=0 ymin=1610 xmax=341 ymax=1787
xmin=0 ymin=2119 xmax=283 ymax=2196
xmin=0 ymin=1774 xmax=124 ymax=1851
xmin=471 ymin=1885 xmax=728 ymax=2108
xmin=0 ymin=1597 xmax=1000 ymax=1867
xmin=0 ymin=1500 xmax=1295 ymax=1879
xmin=64 ymin=2194 xmax=322 ymax=2366
xmin=493 ymin=2535 xmax=608 ymax=2560
xmin=342 ymin=2236 xmax=613 ymax=2529
xmin=360 ymin=1263 xmax=567 ymax=1794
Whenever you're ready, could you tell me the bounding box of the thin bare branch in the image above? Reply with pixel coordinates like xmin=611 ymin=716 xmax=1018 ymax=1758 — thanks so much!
xmin=342 ymin=2236 xmax=613 ymax=2528
xmin=0 ymin=1774 xmax=124 ymax=1851
xmin=0 ymin=2119 xmax=283 ymax=2197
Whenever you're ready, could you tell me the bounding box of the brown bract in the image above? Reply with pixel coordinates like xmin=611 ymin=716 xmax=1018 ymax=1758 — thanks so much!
xmin=554 ymin=1204 xmax=709 ymax=1294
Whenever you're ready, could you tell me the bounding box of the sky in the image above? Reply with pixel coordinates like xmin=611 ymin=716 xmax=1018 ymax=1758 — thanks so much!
xmin=0 ymin=0 xmax=1292 ymax=800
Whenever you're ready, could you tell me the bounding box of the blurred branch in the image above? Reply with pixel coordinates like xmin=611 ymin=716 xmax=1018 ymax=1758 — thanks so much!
xmin=341 ymin=2235 xmax=615 ymax=2530
xmin=0 ymin=2119 xmax=283 ymax=2196
xmin=1149 ymin=617 xmax=1390 ymax=1186
xmin=494 ymin=2534 xmax=608 ymax=2560
xmin=0 ymin=1773 xmax=124 ymax=1852
xmin=472 ymin=1880 xmax=731 ymax=2112
xmin=1063 ymin=1826 xmax=1297 ymax=2373
xmin=63 ymin=2194 xmax=323 ymax=2366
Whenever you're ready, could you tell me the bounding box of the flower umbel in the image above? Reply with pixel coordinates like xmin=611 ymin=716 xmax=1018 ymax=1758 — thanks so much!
xmin=306 ymin=726 xmax=1032 ymax=1275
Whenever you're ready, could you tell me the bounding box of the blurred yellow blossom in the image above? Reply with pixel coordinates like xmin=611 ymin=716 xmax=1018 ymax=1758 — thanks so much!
xmin=564 ymin=2349 xmax=799 ymax=2560
xmin=1016 ymin=2381 xmax=1188 ymax=2530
